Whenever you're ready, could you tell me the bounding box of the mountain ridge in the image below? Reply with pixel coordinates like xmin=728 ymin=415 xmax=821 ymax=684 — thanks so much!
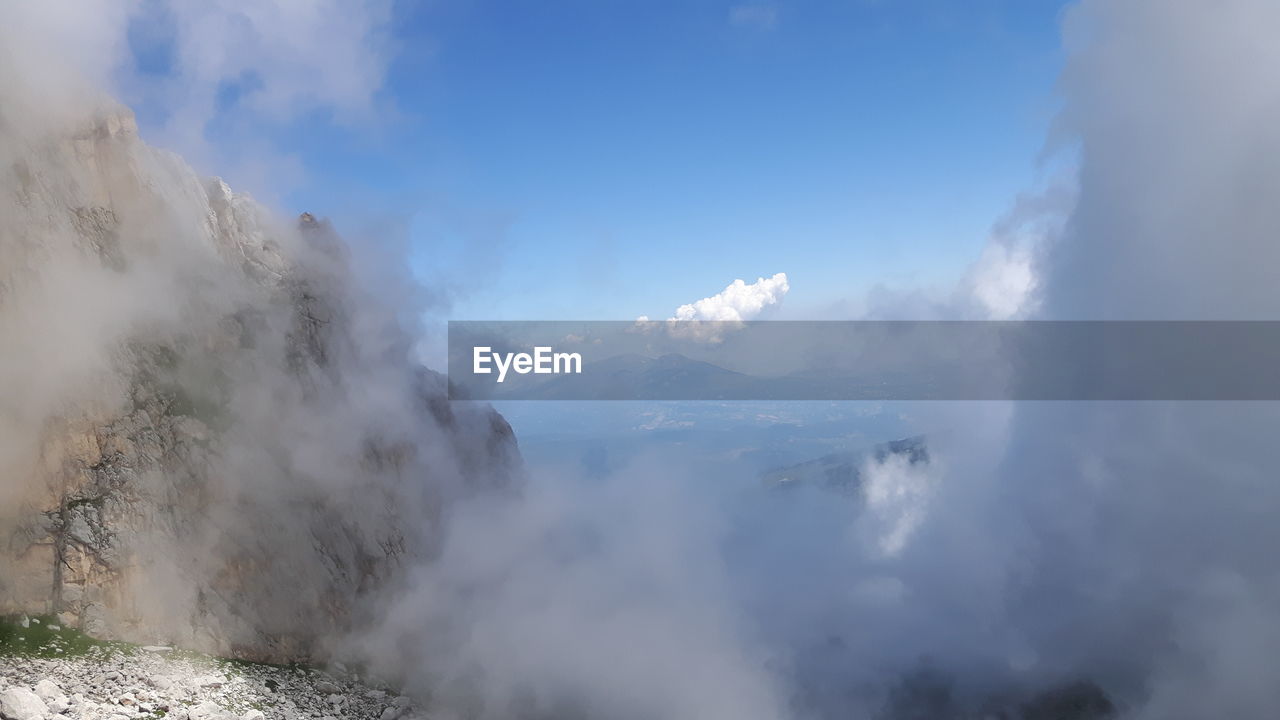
xmin=0 ymin=104 xmax=521 ymax=664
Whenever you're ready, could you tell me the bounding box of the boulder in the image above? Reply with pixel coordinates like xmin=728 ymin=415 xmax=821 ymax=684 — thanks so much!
xmin=31 ymin=682 xmax=67 ymax=715
xmin=0 ymin=688 xmax=48 ymax=720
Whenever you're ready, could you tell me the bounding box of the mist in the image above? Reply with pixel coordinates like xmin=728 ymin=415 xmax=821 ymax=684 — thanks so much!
xmin=5 ymin=1 xmax=1280 ymax=719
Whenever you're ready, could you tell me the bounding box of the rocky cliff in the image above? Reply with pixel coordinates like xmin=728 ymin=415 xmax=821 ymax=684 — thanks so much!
xmin=0 ymin=104 xmax=520 ymax=663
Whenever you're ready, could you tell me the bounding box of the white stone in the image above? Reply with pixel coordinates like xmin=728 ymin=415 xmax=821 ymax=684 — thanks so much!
xmin=31 ymin=682 xmax=67 ymax=715
xmin=0 ymin=687 xmax=48 ymax=720
xmin=187 ymin=701 xmax=225 ymax=720
xmin=148 ymin=677 xmax=174 ymax=692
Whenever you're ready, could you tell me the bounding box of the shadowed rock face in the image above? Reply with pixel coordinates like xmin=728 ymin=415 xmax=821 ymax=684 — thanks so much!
xmin=0 ymin=105 xmax=521 ymax=663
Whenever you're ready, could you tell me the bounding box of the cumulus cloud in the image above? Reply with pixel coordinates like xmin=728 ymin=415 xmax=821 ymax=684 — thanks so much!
xmin=635 ymin=272 xmax=789 ymax=342
xmin=979 ymin=2 xmax=1280 ymax=714
xmin=854 ymin=2 xmax=1280 ymax=716
xmin=966 ymin=242 xmax=1036 ymax=319
xmin=671 ymin=272 xmax=790 ymax=322
xmin=725 ymin=3 xmax=1280 ymax=717
xmin=961 ymin=185 xmax=1071 ymax=320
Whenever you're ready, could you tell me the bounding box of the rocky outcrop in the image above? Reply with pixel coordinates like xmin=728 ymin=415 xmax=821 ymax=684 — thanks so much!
xmin=0 ymin=105 xmax=521 ymax=663
xmin=760 ymin=436 xmax=928 ymax=495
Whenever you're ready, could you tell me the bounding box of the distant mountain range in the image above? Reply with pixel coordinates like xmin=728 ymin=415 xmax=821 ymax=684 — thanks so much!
xmin=495 ymin=353 xmax=753 ymax=400
xmin=492 ymin=352 xmax=944 ymax=400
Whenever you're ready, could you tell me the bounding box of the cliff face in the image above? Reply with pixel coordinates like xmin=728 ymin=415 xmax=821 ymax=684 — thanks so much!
xmin=0 ymin=105 xmax=520 ymax=663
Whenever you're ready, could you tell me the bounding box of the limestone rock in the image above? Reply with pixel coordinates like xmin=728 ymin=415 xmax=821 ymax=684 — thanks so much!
xmin=187 ymin=701 xmax=228 ymax=720
xmin=313 ymin=681 xmax=339 ymax=695
xmin=0 ymin=688 xmax=47 ymax=720
xmin=31 ymin=681 xmax=67 ymax=715
xmin=0 ymin=101 xmax=522 ymax=665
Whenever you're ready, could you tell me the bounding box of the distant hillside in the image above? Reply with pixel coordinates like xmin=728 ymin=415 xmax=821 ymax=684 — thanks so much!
xmin=760 ymin=436 xmax=929 ymax=495
xmin=497 ymin=352 xmax=752 ymax=400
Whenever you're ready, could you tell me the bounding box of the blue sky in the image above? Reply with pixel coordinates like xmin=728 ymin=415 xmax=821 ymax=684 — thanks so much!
xmin=131 ymin=0 xmax=1071 ymax=321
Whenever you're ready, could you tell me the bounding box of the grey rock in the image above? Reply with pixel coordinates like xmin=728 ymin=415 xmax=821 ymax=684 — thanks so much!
xmin=0 ymin=687 xmax=48 ymax=720
xmin=187 ymin=701 xmax=227 ymax=720
xmin=148 ymin=677 xmax=174 ymax=691
xmin=81 ymin=605 xmax=109 ymax=637
xmin=31 ymin=682 xmax=67 ymax=715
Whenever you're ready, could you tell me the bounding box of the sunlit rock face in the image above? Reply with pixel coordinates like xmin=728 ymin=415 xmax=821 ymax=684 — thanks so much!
xmin=0 ymin=103 xmax=521 ymax=663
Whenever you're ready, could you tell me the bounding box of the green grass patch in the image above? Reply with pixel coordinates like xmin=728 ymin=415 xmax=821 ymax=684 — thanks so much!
xmin=0 ymin=614 xmax=133 ymax=658
xmin=1 ymin=614 xmax=318 ymax=676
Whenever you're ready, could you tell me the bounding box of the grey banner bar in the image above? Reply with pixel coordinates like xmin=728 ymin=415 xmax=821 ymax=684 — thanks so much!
xmin=447 ymin=321 xmax=1280 ymax=400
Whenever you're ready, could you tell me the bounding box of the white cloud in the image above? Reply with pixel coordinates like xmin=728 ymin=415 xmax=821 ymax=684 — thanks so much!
xmin=670 ymin=272 xmax=790 ymax=322
xmin=968 ymin=241 xmax=1036 ymax=320
xmin=134 ymin=1 xmax=391 ymax=126
xmin=859 ymin=452 xmax=939 ymax=558
xmin=635 ymin=272 xmax=789 ymax=342
xmin=1 ymin=0 xmax=395 ymax=195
